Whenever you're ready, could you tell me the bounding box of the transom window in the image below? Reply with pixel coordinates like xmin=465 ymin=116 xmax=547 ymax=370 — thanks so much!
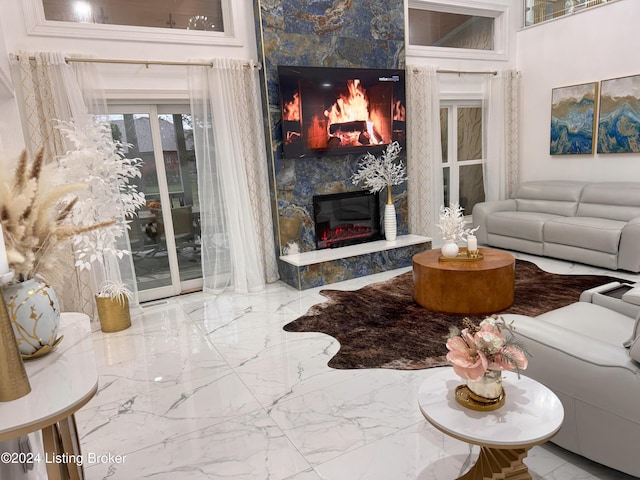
xmin=407 ymin=0 xmax=508 ymax=60
xmin=41 ymin=0 xmax=223 ymax=31
xmin=408 ymin=8 xmax=494 ymax=50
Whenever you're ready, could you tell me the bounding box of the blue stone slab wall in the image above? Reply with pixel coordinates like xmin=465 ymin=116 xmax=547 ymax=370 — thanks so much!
xmin=254 ymin=0 xmax=408 ymax=268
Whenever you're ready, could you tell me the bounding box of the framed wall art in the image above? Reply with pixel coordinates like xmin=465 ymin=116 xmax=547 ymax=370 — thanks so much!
xmin=550 ymin=82 xmax=598 ymax=155
xmin=598 ymin=73 xmax=640 ymax=154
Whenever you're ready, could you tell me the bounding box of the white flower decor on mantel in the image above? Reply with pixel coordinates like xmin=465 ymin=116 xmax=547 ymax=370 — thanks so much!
xmin=351 ymin=141 xmax=407 ymax=241
xmin=437 ymin=203 xmax=479 ymax=258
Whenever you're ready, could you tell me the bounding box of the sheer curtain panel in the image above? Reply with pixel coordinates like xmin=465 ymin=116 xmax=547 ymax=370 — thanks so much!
xmin=188 ymin=58 xmax=278 ymax=294
xmin=10 ymin=52 xmax=140 ymax=316
xmin=483 ymin=70 xmax=521 ymax=201
xmin=407 ymin=65 xmax=444 ymax=246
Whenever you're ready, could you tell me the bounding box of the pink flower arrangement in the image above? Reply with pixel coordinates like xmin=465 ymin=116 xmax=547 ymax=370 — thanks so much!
xmin=446 ymin=315 xmax=529 ymax=381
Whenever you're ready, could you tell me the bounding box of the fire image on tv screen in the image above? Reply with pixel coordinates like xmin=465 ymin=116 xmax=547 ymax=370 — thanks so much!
xmin=278 ymin=66 xmax=406 ymax=159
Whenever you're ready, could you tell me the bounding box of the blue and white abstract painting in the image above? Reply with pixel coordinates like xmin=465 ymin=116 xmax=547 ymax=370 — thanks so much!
xmin=598 ymin=74 xmax=640 ymax=154
xmin=550 ymin=82 xmax=597 ymax=155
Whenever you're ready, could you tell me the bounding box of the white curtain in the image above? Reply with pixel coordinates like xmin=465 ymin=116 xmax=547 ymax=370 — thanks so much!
xmin=10 ymin=52 xmax=140 ymax=317
xmin=483 ymin=70 xmax=521 ymax=201
xmin=188 ymin=58 xmax=278 ymax=294
xmin=407 ymin=65 xmax=445 ymax=246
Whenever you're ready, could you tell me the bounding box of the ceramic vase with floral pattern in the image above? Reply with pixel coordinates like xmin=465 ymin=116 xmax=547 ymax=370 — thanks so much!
xmin=1 ymin=278 xmax=61 ymax=357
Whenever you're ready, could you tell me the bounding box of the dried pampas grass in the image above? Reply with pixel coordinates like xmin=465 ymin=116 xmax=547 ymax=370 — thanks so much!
xmin=0 ymin=148 xmax=114 ymax=283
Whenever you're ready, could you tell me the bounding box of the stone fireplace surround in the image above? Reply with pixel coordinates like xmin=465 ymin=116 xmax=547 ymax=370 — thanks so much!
xmin=279 ymin=234 xmax=430 ymax=290
xmin=255 ymin=0 xmax=413 ymax=289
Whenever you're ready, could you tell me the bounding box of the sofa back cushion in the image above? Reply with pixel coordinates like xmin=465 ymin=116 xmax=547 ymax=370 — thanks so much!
xmin=577 ymin=182 xmax=640 ymax=221
xmin=515 ymin=180 xmax=586 ymax=216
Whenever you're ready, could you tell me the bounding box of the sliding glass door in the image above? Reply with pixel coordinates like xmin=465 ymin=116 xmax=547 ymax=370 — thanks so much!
xmin=107 ymin=104 xmax=202 ymax=302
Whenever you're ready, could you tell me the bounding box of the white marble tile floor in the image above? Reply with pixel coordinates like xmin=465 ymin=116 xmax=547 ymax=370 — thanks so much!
xmin=76 ymin=252 xmax=639 ymax=479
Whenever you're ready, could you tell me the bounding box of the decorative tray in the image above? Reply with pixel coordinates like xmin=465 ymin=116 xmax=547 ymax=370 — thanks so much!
xmin=438 ymin=248 xmax=484 ymax=262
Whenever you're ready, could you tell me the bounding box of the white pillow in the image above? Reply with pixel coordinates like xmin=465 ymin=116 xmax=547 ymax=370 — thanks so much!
xmin=624 ymin=312 xmax=640 ymax=348
xmin=622 ymin=286 xmax=640 ymax=306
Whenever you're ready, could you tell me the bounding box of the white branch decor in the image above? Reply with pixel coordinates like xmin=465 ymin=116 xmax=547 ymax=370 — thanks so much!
xmin=437 ymin=203 xmax=479 ymax=242
xmin=97 ymin=280 xmax=133 ymax=303
xmin=56 ymin=118 xmax=146 ymax=271
xmin=351 ymin=141 xmax=407 ymax=204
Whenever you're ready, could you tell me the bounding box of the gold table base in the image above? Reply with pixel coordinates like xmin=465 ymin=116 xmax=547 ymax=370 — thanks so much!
xmin=458 ymin=446 xmax=531 ymax=480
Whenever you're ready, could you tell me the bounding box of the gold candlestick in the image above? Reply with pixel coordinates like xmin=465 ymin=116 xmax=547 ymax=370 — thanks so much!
xmin=0 ymin=272 xmax=31 ymax=402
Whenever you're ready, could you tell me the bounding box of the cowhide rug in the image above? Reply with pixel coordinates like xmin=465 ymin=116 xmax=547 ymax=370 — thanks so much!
xmin=283 ymin=260 xmax=625 ymax=370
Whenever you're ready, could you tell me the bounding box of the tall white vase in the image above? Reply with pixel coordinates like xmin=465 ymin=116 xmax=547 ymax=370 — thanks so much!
xmin=384 ymin=203 xmax=397 ymax=241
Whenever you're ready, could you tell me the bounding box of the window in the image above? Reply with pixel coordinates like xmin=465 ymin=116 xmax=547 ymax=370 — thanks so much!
xmin=21 ymin=0 xmax=240 ymax=45
xmin=41 ymin=0 xmax=223 ymax=31
xmin=440 ymin=102 xmax=486 ymax=215
xmin=524 ymin=0 xmax=612 ymax=27
xmin=408 ymin=9 xmax=494 ymax=50
xmin=407 ymin=0 xmax=508 ymax=60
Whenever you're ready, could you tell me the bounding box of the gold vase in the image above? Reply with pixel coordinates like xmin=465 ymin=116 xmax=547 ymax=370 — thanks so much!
xmin=96 ymin=295 xmax=131 ymax=333
xmin=466 ymin=370 xmax=503 ymax=402
xmin=0 ymin=291 xmax=31 ymax=402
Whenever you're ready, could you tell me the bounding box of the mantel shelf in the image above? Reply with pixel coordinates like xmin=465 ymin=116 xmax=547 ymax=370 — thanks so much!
xmin=280 ymin=234 xmax=431 ymax=267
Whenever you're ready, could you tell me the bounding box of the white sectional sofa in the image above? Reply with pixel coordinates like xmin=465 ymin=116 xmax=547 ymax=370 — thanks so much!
xmin=472 ymin=180 xmax=640 ymax=272
xmin=503 ymin=288 xmax=640 ymax=477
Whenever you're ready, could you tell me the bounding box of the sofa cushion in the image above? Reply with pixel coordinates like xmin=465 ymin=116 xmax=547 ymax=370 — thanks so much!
xmin=487 ymin=211 xmax=563 ymax=242
xmin=536 ymin=302 xmax=634 ymax=347
xmin=543 ymin=217 xmax=625 ymax=253
xmin=515 ymin=180 xmax=586 ymax=216
xmin=577 ymin=182 xmax=640 ymax=221
xmin=622 ymin=286 xmax=640 ymax=306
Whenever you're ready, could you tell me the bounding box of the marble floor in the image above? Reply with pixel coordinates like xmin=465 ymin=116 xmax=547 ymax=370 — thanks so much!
xmin=76 ymin=251 xmax=640 ymax=480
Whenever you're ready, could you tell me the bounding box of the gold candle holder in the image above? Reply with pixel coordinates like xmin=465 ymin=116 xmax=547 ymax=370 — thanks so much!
xmin=0 ymin=271 xmax=31 ymax=402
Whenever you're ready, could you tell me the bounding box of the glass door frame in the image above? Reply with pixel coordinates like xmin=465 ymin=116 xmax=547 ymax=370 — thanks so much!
xmin=109 ymin=103 xmax=203 ymax=303
xmin=440 ymin=97 xmax=485 ymax=217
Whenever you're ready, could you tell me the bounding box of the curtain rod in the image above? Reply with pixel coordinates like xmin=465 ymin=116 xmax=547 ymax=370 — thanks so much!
xmin=17 ymin=55 xmax=261 ymax=70
xmin=412 ymin=68 xmax=497 ymax=76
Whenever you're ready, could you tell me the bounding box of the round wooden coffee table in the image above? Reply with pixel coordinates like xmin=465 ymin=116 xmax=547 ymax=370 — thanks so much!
xmin=412 ymin=248 xmax=515 ymax=314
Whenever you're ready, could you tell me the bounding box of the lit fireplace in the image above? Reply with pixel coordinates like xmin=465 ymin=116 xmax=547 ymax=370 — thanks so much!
xmin=278 ymin=66 xmax=406 ymax=159
xmin=313 ymin=191 xmax=382 ymax=249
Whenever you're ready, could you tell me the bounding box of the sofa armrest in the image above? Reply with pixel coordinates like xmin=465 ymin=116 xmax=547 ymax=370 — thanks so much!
xmin=503 ymin=314 xmax=640 ymax=422
xmin=618 ymin=215 xmax=640 ymax=273
xmin=471 ymin=199 xmax=516 ymax=244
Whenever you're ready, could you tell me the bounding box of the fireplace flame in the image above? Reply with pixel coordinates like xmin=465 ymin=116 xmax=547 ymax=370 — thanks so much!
xmin=323 ymin=79 xmax=383 ymax=146
xmin=393 ymin=100 xmax=406 ymax=122
xmin=283 ymin=91 xmax=300 ymax=121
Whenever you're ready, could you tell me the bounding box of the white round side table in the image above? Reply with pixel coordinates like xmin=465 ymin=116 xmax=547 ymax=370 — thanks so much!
xmin=418 ymin=367 xmax=564 ymax=480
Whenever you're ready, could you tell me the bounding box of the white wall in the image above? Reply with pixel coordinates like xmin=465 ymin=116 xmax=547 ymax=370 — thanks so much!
xmin=0 ymin=0 xmax=258 ymax=155
xmin=516 ymin=0 xmax=640 ymax=182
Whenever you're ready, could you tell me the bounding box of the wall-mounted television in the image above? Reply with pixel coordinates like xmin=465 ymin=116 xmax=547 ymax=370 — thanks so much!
xmin=278 ymin=66 xmax=406 ymax=159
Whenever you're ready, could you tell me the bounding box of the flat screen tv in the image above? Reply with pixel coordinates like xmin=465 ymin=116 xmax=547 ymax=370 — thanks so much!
xmin=278 ymin=66 xmax=406 ymax=159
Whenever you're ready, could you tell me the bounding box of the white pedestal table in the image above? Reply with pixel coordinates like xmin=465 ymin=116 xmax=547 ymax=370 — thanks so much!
xmin=0 ymin=313 xmax=98 ymax=480
xmin=418 ymin=367 xmax=564 ymax=480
